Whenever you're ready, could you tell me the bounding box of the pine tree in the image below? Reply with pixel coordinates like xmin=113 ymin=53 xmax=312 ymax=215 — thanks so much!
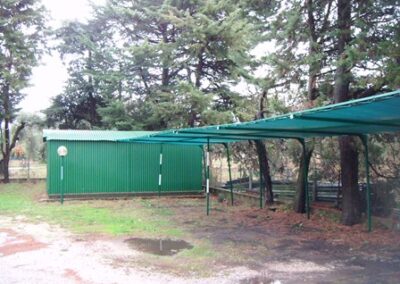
xmin=45 ymin=21 xmax=107 ymax=129
xmin=0 ymin=0 xmax=47 ymax=183
xmin=92 ymin=0 xmax=255 ymax=129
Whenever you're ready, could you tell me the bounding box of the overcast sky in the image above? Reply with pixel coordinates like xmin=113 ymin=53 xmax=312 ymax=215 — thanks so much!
xmin=20 ymin=0 xmax=106 ymax=114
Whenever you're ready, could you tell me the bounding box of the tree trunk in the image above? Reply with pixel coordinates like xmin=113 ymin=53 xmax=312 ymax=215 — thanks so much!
xmin=188 ymin=46 xmax=206 ymax=127
xmin=2 ymin=154 xmax=10 ymax=183
xmin=3 ymin=118 xmax=10 ymax=183
xmin=162 ymin=67 xmax=169 ymax=89
xmin=292 ymin=0 xmax=323 ymax=212
xmin=306 ymin=0 xmax=320 ymax=102
xmin=255 ymin=140 xmax=274 ymax=204
xmin=254 ymin=91 xmax=274 ymax=204
xmin=160 ymin=23 xmax=170 ymax=91
xmin=87 ymin=49 xmax=97 ymax=127
xmin=339 ymin=136 xmax=362 ymax=225
xmin=195 ymin=46 xmax=205 ymax=88
xmin=334 ymin=0 xmax=362 ymax=225
xmin=1 ymin=48 xmax=25 ymax=183
xmin=2 ymin=84 xmax=11 ymax=183
xmin=294 ymin=146 xmax=313 ymax=213
xmin=1 ymin=86 xmax=25 ymax=183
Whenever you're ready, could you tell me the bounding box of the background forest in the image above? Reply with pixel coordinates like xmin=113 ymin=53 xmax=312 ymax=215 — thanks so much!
xmin=1 ymin=0 xmax=399 ymax=226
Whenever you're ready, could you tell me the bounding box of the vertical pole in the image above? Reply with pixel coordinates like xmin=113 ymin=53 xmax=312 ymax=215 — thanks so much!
xmin=361 ymin=135 xmax=372 ymax=232
xmin=158 ymin=144 xmax=163 ymax=198
xmin=224 ymin=143 xmax=234 ymax=206
xmin=299 ymin=139 xmax=310 ymax=219
xmin=305 ymin=151 xmax=310 ymax=219
xmin=201 ymin=146 xmax=206 ymax=189
xmin=249 ymin=169 xmax=253 ymax=191
xmin=259 ymin=159 xmax=264 ymax=209
xmin=60 ymin=156 xmax=64 ymax=204
xmin=206 ymin=139 xmax=210 ymax=215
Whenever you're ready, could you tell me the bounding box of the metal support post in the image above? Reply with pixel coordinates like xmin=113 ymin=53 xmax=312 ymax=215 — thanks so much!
xmin=224 ymin=143 xmax=234 ymax=206
xmin=61 ymin=156 xmax=64 ymax=204
xmin=158 ymin=144 xmax=163 ymax=198
xmin=206 ymin=138 xmax=210 ymax=215
xmin=57 ymin=145 xmax=68 ymax=205
xmin=299 ymin=139 xmax=310 ymax=219
xmin=360 ymin=135 xmax=372 ymax=232
xmin=259 ymin=158 xmax=264 ymax=209
xmin=201 ymin=146 xmax=207 ymax=189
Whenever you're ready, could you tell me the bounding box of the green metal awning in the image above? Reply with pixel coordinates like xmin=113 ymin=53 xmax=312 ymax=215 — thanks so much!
xmin=118 ymin=89 xmax=400 ymax=230
xmin=120 ymin=90 xmax=400 ymax=145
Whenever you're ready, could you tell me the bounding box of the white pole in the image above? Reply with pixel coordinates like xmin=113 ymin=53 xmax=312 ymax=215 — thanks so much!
xmin=206 ymin=150 xmax=210 ymax=194
xmin=158 ymin=145 xmax=163 ymax=198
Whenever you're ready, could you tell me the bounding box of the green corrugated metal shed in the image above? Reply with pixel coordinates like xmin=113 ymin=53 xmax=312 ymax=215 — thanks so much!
xmin=43 ymin=130 xmax=202 ymax=197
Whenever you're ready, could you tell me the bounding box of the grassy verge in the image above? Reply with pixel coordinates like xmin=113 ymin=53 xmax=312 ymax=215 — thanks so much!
xmin=0 ymin=182 xmax=181 ymax=237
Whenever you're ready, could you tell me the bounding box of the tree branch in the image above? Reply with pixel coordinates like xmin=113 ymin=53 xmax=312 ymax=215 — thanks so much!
xmin=319 ymin=0 xmax=333 ymax=35
xmin=9 ymin=122 xmax=25 ymax=152
xmin=368 ymin=161 xmax=397 ymax=179
xmin=352 ymin=83 xmax=391 ymax=99
xmin=256 ymin=91 xmax=267 ymax=119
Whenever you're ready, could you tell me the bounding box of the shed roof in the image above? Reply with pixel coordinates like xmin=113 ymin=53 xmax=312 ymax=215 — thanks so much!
xmin=119 ymin=89 xmax=400 ymax=145
xmin=43 ymin=129 xmax=156 ymax=142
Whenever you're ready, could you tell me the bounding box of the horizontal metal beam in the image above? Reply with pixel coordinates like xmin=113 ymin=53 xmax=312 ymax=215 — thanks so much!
xmin=122 ymin=139 xmax=204 ymax=145
xmin=127 ymin=137 xmax=245 ymax=144
xmin=221 ymin=126 xmax=359 ymax=137
xmin=295 ymin=115 xmax=400 ymax=128
xmin=165 ymin=131 xmax=301 ymax=140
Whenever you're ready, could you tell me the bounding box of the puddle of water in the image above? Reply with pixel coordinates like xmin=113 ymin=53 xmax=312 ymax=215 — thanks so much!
xmin=124 ymin=238 xmax=193 ymax=256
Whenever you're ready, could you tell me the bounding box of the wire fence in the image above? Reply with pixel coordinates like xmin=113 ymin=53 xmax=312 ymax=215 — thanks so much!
xmin=2 ymin=160 xmax=46 ymax=181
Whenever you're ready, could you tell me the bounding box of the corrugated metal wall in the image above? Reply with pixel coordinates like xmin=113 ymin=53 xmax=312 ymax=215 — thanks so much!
xmin=47 ymin=141 xmax=202 ymax=196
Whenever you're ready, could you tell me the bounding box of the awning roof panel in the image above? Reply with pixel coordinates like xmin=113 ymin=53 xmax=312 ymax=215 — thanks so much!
xmin=119 ymin=90 xmax=400 ymax=145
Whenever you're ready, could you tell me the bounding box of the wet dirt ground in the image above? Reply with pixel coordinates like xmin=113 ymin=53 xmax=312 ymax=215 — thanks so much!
xmin=1 ymin=197 xmax=400 ymax=284
xmin=0 ymin=216 xmax=259 ymax=284
xmin=164 ymin=198 xmax=400 ymax=284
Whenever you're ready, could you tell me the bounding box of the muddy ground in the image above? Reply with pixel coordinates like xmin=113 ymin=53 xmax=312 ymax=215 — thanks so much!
xmin=165 ymin=198 xmax=400 ymax=283
xmin=1 ymin=196 xmax=399 ymax=284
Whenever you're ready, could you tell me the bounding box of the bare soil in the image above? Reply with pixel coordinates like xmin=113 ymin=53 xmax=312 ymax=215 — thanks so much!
xmin=1 ymin=196 xmax=400 ymax=284
xmin=164 ymin=197 xmax=400 ymax=283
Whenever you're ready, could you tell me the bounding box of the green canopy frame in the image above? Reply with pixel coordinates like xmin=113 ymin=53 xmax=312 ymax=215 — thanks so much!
xmin=120 ymin=90 xmax=400 ymax=231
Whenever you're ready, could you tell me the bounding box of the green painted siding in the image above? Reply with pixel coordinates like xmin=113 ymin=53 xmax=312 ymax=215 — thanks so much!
xmin=47 ymin=141 xmax=202 ymax=196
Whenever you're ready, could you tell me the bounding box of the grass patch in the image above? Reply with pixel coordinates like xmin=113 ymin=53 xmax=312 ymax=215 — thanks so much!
xmin=0 ymin=182 xmax=182 ymax=237
xmin=134 ymin=239 xmax=217 ymax=277
xmin=180 ymin=240 xmax=215 ymax=259
xmin=140 ymin=199 xmax=175 ymax=216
